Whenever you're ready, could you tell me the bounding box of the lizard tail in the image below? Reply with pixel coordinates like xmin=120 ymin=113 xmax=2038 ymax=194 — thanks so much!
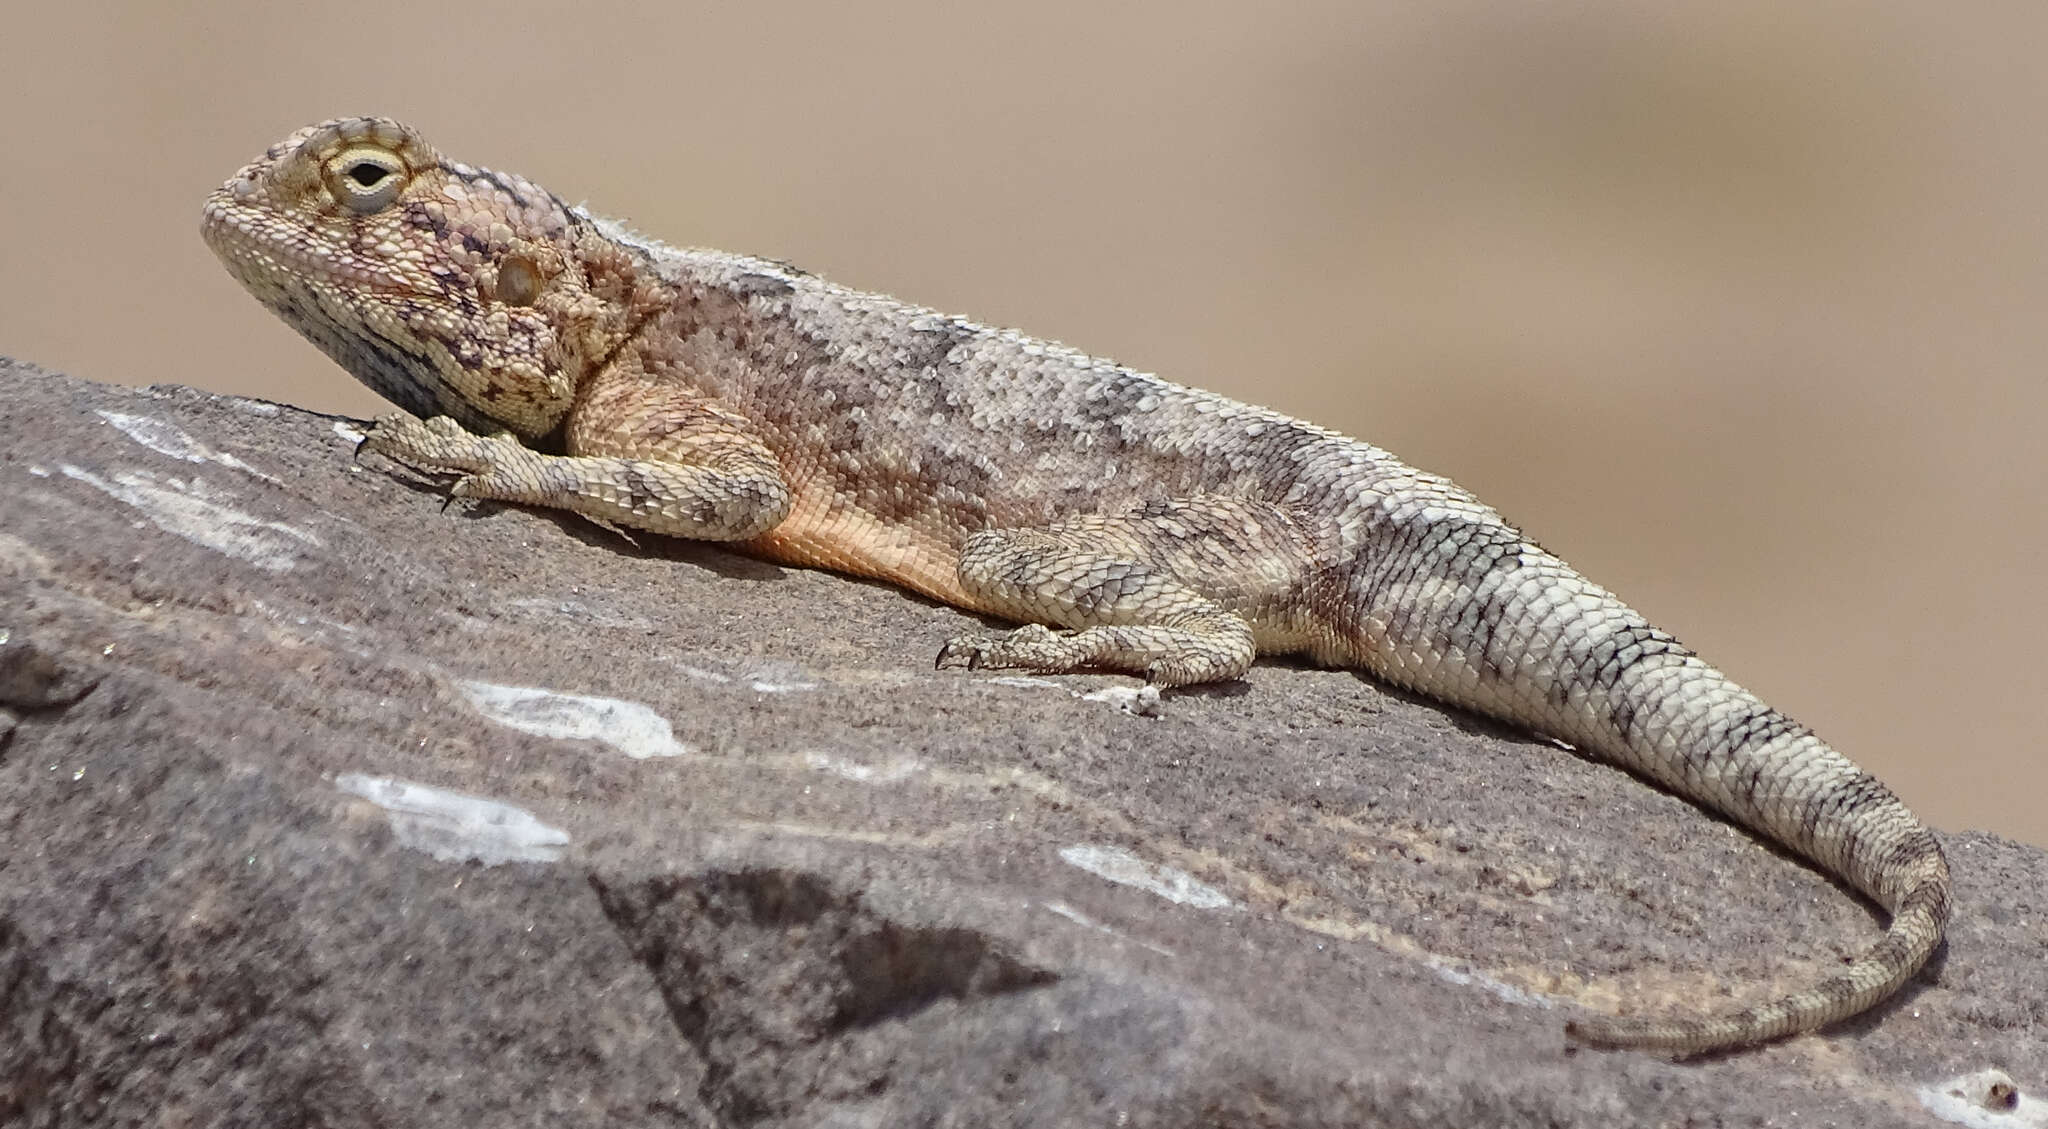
xmin=1541 ymin=637 xmax=1955 ymax=1055
xmin=1512 ymin=584 xmax=1956 ymax=1054
xmin=1358 ymin=527 xmax=1951 ymax=1054
xmin=1563 ymin=829 xmax=1948 ymax=1054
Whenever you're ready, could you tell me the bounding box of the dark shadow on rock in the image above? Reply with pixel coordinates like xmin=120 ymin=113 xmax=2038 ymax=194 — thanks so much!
xmin=1355 ymin=672 xmax=1543 ymax=746
xmin=590 ymin=868 xmax=1059 ymax=1123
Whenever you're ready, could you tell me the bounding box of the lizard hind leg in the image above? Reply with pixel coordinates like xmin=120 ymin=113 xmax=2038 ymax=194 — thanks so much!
xmin=936 ymin=506 xmax=1282 ymax=689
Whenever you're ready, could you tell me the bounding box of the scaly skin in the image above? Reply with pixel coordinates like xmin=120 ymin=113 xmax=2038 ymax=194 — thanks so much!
xmin=202 ymin=116 xmax=1950 ymax=1055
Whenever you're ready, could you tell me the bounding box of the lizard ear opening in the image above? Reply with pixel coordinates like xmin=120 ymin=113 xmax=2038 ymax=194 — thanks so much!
xmin=496 ymin=253 xmax=544 ymax=307
xmin=325 ymin=147 xmax=409 ymax=214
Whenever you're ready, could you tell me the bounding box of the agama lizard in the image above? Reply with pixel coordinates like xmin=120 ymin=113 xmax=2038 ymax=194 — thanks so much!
xmin=202 ymin=116 xmax=1950 ymax=1055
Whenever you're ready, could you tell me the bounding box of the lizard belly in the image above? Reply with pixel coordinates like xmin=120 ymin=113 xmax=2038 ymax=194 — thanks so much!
xmin=739 ymin=486 xmax=975 ymax=609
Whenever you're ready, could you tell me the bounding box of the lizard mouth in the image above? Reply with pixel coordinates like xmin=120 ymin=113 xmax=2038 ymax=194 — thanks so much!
xmin=200 ymin=174 xmax=549 ymax=439
xmin=201 ymin=184 xmax=429 ymax=302
xmin=201 ymin=183 xmax=472 ymax=426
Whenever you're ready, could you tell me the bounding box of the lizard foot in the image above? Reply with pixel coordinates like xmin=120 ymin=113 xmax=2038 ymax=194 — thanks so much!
xmin=359 ymin=413 xmax=547 ymax=501
xmin=936 ymin=623 xmax=1079 ymax=674
xmin=935 ymin=623 xmax=1235 ymax=687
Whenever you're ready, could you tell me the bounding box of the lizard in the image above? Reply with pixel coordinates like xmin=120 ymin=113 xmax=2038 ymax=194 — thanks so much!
xmin=201 ymin=115 xmax=1950 ymax=1056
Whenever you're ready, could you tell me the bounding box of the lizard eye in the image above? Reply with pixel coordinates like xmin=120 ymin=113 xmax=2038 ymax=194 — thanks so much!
xmin=325 ymin=147 xmax=408 ymax=214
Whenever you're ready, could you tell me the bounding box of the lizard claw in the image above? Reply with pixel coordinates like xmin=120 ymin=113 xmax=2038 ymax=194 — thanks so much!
xmin=934 ymin=638 xmax=984 ymax=672
xmin=936 ymin=624 xmax=1072 ymax=676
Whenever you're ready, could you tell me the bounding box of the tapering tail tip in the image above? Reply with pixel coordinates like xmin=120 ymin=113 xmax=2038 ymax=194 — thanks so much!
xmin=1563 ymin=842 xmax=1950 ymax=1056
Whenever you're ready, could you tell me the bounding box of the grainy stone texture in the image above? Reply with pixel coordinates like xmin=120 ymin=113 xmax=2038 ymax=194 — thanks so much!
xmin=1 ymin=357 xmax=2043 ymax=1126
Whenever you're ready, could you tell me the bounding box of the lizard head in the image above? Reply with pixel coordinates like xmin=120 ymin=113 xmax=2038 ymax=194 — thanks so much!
xmin=203 ymin=116 xmax=665 ymax=438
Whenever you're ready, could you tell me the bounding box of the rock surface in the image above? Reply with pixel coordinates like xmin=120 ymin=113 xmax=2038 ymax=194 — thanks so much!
xmin=1 ymin=356 xmax=2043 ymax=1127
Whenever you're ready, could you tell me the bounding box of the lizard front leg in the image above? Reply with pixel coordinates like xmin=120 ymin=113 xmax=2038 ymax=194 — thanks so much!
xmin=936 ymin=497 xmax=1319 ymax=688
xmin=360 ymin=367 xmax=792 ymax=541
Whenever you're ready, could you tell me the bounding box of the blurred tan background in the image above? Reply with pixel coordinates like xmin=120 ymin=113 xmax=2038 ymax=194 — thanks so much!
xmin=3 ymin=2 xmax=2042 ymax=846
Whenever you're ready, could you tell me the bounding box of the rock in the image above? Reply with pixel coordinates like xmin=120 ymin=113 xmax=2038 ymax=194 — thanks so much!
xmin=0 ymin=356 xmax=2042 ymax=1127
